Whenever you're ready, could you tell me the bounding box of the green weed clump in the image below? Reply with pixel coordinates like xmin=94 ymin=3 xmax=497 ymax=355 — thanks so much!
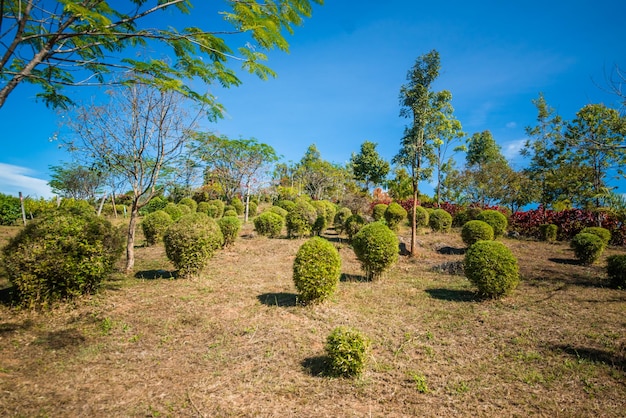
xmin=461 ymin=220 xmax=494 ymax=246
xmin=372 ymin=203 xmax=388 ymax=221
xmin=579 ymin=227 xmax=611 ymax=246
xmin=325 ymin=327 xmax=369 ymax=378
xmin=2 ymin=208 xmax=124 ymax=308
xmin=606 ymin=254 xmax=626 ymax=289
xmin=351 ymin=222 xmax=399 ymax=281
xmin=384 ymin=202 xmax=407 ymax=231
xmin=141 ymin=210 xmax=174 ymax=246
xmin=164 ymin=213 xmax=224 ymax=278
xmin=429 ymin=209 xmax=452 ymax=232
xmin=217 ymin=216 xmax=241 ymax=247
xmin=570 ymin=232 xmax=605 ymax=265
xmin=539 ymin=224 xmax=558 ymax=242
xmin=464 ymin=240 xmax=519 ymax=298
xmin=476 ymin=210 xmax=508 ymax=238
xmin=254 ymin=211 xmax=284 ymax=238
xmin=292 ymin=237 xmax=341 ymax=304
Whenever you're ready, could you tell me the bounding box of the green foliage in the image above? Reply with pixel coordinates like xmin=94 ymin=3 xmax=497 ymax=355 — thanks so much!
xmin=334 ymin=207 xmax=352 ymax=234
xmin=325 ymin=327 xmax=369 ymax=378
xmin=344 ymin=214 xmax=365 ymax=241
xmin=178 ymin=197 xmax=197 ymax=212
xmin=141 ymin=210 xmax=174 ymax=246
xmin=223 ymin=209 xmax=238 ymax=217
xmin=408 ymin=205 xmax=430 ymax=228
xmin=0 ymin=193 xmax=21 ymax=226
xmin=286 ymin=200 xmax=317 ymax=238
xmin=177 ymin=204 xmax=192 ymax=217
xmin=254 ymin=211 xmax=284 ymax=238
xmin=606 ymin=255 xmax=626 ymax=289
xmin=247 ymin=201 xmax=258 ymax=217
xmin=267 ymin=205 xmax=288 ymax=218
xmin=196 ymin=201 xmax=212 ymax=216
xmin=452 ymin=210 xmax=470 ymax=227
xmin=570 ymin=233 xmax=605 ymax=265
xmin=139 ymin=196 xmax=167 ymax=215
xmin=372 ymin=204 xmax=388 ymax=221
xmin=539 ymin=224 xmax=558 ymax=242
xmin=350 ymin=141 xmax=390 ymax=190
xmin=312 ymin=214 xmax=328 ymax=236
xmin=429 ymin=209 xmax=452 ymax=232
xmin=461 ymin=220 xmax=494 ymax=246
xmin=292 ymin=237 xmax=341 ymax=304
xmin=163 ymin=202 xmax=183 ymax=221
xmin=230 ymin=197 xmax=245 ymax=215
xmin=579 ymin=227 xmax=611 ymax=246
xmin=464 ymin=241 xmax=519 ymax=298
xmin=384 ymin=202 xmax=407 ymax=231
xmin=351 ymin=222 xmax=399 ymax=281
xmin=217 ymin=216 xmax=241 ymax=247
xmin=476 ymin=210 xmax=508 ymax=238
xmin=209 ymin=199 xmax=225 ymax=218
xmin=163 ymin=213 xmax=224 ymax=278
xmin=276 ymin=199 xmax=296 ymax=212
xmin=2 ymin=208 xmax=124 ymax=308
xmin=321 ymin=200 xmax=337 ymax=225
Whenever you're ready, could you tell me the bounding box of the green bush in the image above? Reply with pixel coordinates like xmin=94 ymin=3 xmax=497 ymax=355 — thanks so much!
xmin=372 ymin=204 xmax=388 ymax=221
xmin=230 ymin=197 xmax=245 ymax=215
xmin=276 ymin=199 xmax=296 ymax=212
xmin=1 ymin=208 xmax=124 ymax=308
xmin=452 ymin=210 xmax=470 ymax=227
xmin=163 ymin=202 xmax=183 ymax=221
xmin=139 ymin=196 xmax=167 ymax=215
xmin=196 ymin=201 xmax=211 ymax=215
xmin=606 ymin=255 xmax=626 ymax=289
xmin=570 ymin=232 xmax=605 ymax=265
xmin=178 ymin=197 xmax=197 ymax=212
xmin=429 ymin=209 xmax=452 ymax=233
xmin=461 ymin=220 xmax=494 ymax=246
xmin=254 ymin=211 xmax=284 ymax=237
xmin=209 ymin=199 xmax=225 ymax=218
xmin=351 ymin=222 xmax=399 ymax=280
xmin=344 ymin=214 xmax=365 ymax=241
xmin=286 ymin=200 xmax=317 ymax=238
xmin=476 ymin=210 xmax=508 ymax=238
xmin=163 ymin=213 xmax=224 ymax=278
xmin=223 ymin=209 xmax=238 ymax=217
xmin=325 ymin=327 xmax=369 ymax=378
xmin=218 ymin=216 xmax=241 ymax=247
xmin=408 ymin=205 xmax=429 ymax=228
xmin=464 ymin=240 xmax=519 ymax=298
xmin=246 ymin=200 xmax=258 ymax=217
xmin=177 ymin=203 xmax=192 ymax=217
xmin=266 ymin=205 xmax=288 ymax=218
xmin=334 ymin=207 xmax=352 ymax=234
xmin=141 ymin=210 xmax=173 ymax=246
xmin=292 ymin=237 xmax=341 ymax=304
xmin=384 ymin=202 xmax=407 ymax=231
xmin=321 ymin=200 xmax=337 ymax=225
xmin=0 ymin=193 xmax=21 ymax=225
xmin=312 ymin=214 xmax=328 ymax=236
xmin=539 ymin=224 xmax=558 ymax=242
xmin=580 ymin=227 xmax=611 ymax=246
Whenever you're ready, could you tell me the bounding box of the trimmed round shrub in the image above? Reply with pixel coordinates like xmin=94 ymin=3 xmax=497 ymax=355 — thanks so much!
xmin=334 ymin=207 xmax=352 ymax=234
xmin=606 ymin=254 xmax=626 ymax=289
xmin=325 ymin=326 xmax=369 ymax=378
xmin=464 ymin=240 xmax=519 ymax=298
xmin=141 ymin=210 xmax=174 ymax=246
xmin=2 ymin=208 xmax=124 ymax=308
xmin=462 ymin=220 xmax=494 ymax=246
xmin=352 ymin=222 xmax=399 ymax=281
xmin=223 ymin=204 xmax=236 ymax=214
xmin=254 ymin=211 xmax=284 ymax=237
xmin=452 ymin=210 xmax=470 ymax=227
xmin=292 ymin=237 xmax=341 ymax=304
xmin=163 ymin=213 xmax=224 ymax=278
xmin=312 ymin=214 xmax=328 ymax=236
xmin=286 ymin=200 xmax=317 ymax=238
xmin=163 ymin=202 xmax=183 ymax=221
xmin=476 ymin=210 xmax=508 ymax=238
xmin=140 ymin=196 xmax=167 ymax=215
xmin=539 ymin=224 xmax=558 ymax=242
xmin=217 ymin=216 xmax=241 ymax=247
xmin=344 ymin=214 xmax=365 ymax=241
xmin=196 ymin=201 xmax=215 ymax=216
xmin=223 ymin=209 xmax=238 ymax=217
xmin=266 ymin=205 xmax=288 ymax=218
xmin=230 ymin=197 xmax=245 ymax=215
xmin=408 ymin=205 xmax=430 ymax=228
xmin=321 ymin=200 xmax=337 ymax=225
xmin=372 ymin=203 xmax=388 ymax=222
xmin=177 ymin=203 xmax=192 ymax=217
xmin=570 ymin=232 xmax=605 ymax=265
xmin=384 ymin=202 xmax=407 ymax=231
xmin=246 ymin=201 xmax=258 ymax=217
xmin=580 ymin=227 xmax=611 ymax=246
xmin=276 ymin=199 xmax=296 ymax=212
xmin=178 ymin=197 xmax=197 ymax=212
xmin=209 ymin=199 xmax=225 ymax=218
xmin=429 ymin=209 xmax=453 ymax=233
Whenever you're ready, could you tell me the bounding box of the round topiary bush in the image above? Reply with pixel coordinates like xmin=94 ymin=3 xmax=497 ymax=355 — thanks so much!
xmin=196 ymin=201 xmax=211 ymax=215
xmin=461 ymin=220 xmax=494 ymax=246
xmin=217 ymin=216 xmax=241 ymax=247
xmin=141 ymin=210 xmax=174 ymax=246
xmin=276 ymin=199 xmax=296 ymax=212
xmin=384 ymin=202 xmax=407 ymax=231
xmin=254 ymin=211 xmax=284 ymax=237
xmin=429 ymin=209 xmax=453 ymax=233
xmin=246 ymin=200 xmax=258 ymax=217
xmin=230 ymin=197 xmax=245 ymax=215
xmin=223 ymin=209 xmax=238 ymax=217
xmin=209 ymin=199 xmax=225 ymax=218
xmin=286 ymin=200 xmax=317 ymax=238
xmin=452 ymin=210 xmax=470 ymax=227
xmin=344 ymin=214 xmax=365 ymax=241
xmin=539 ymin=224 xmax=558 ymax=242
xmin=325 ymin=326 xmax=369 ymax=378
xmin=351 ymin=222 xmax=399 ymax=281
xmin=140 ymin=196 xmax=168 ymax=215
xmin=580 ymin=226 xmax=611 ymax=246
xmin=2 ymin=208 xmax=124 ymax=307
xmin=570 ymin=232 xmax=605 ymax=265
xmin=266 ymin=205 xmax=288 ymax=218
xmin=372 ymin=203 xmax=388 ymax=222
xmin=312 ymin=214 xmax=328 ymax=236
xmin=321 ymin=200 xmax=337 ymax=225
xmin=177 ymin=203 xmax=192 ymax=217
xmin=334 ymin=207 xmax=352 ymax=234
xmin=178 ymin=197 xmax=197 ymax=212
xmin=163 ymin=202 xmax=183 ymax=221
xmin=464 ymin=240 xmax=519 ymax=298
xmin=606 ymin=254 xmax=626 ymax=289
xmin=476 ymin=210 xmax=508 ymax=238
xmin=163 ymin=213 xmax=224 ymax=278
xmin=292 ymin=237 xmax=341 ymax=304
xmin=408 ymin=205 xmax=430 ymax=228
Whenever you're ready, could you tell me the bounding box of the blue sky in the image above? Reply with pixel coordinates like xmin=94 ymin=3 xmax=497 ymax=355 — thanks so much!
xmin=1 ymin=0 xmax=625 ymax=199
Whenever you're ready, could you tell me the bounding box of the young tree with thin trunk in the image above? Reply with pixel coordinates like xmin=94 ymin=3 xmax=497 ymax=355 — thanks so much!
xmin=350 ymin=141 xmax=390 ymax=192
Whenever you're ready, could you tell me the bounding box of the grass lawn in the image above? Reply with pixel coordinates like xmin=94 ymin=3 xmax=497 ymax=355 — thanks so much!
xmin=0 ymin=221 xmax=624 ymax=417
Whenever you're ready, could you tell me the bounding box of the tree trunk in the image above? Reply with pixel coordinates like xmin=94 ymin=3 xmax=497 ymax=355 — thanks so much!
xmin=125 ymin=205 xmax=140 ymax=273
xmin=410 ymin=186 xmax=418 ymax=257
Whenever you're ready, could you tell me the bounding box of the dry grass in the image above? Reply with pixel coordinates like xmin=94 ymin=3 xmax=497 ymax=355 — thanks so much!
xmin=0 ymin=221 xmax=625 ymax=417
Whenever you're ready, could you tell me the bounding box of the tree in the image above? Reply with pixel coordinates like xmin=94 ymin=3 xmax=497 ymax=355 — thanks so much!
xmin=48 ymin=162 xmax=104 ymax=200
xmin=295 ymin=144 xmax=346 ymax=200
xmin=350 ymin=141 xmax=390 ymax=192
xmin=393 ymin=49 xmax=441 ymax=256
xmin=62 ymin=81 xmax=201 ymax=273
xmin=386 ymin=167 xmax=413 ymax=201
xmin=0 ymin=0 xmax=322 ymax=109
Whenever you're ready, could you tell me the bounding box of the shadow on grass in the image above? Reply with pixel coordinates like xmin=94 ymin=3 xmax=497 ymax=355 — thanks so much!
xmin=301 ymin=355 xmax=331 ymax=377
xmin=436 ymin=246 xmax=466 ymax=255
xmin=548 ymin=257 xmax=580 ymax=265
xmin=0 ymin=285 xmax=16 ymax=307
xmin=340 ymin=273 xmax=369 ymax=283
xmin=425 ymin=288 xmax=476 ymax=302
xmin=257 ymin=292 xmax=298 ymax=307
xmin=134 ymin=269 xmax=176 ymax=280
xmin=553 ymin=344 xmax=625 ymax=371
xmin=35 ymin=328 xmax=86 ymax=350
xmin=0 ymin=318 xmax=33 ymax=334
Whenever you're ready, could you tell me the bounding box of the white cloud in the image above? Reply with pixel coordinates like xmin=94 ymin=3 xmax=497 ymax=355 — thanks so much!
xmin=502 ymin=138 xmax=527 ymax=162
xmin=0 ymin=163 xmax=54 ymax=199
xmin=506 ymin=121 xmax=517 ymax=129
